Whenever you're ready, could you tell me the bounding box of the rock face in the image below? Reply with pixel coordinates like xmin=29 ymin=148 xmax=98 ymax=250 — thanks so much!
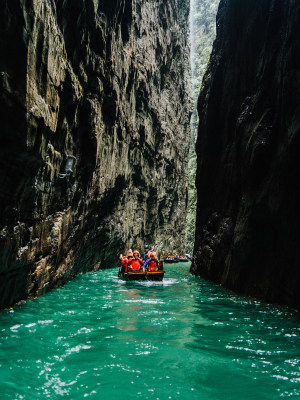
xmin=192 ymin=0 xmax=300 ymax=310
xmin=0 ymin=0 xmax=191 ymax=308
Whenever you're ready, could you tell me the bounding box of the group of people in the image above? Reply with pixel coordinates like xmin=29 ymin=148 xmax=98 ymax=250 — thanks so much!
xmin=119 ymin=245 xmax=160 ymax=274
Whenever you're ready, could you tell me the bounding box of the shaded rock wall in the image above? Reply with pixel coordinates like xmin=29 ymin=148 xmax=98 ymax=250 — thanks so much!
xmin=0 ymin=0 xmax=191 ymax=308
xmin=192 ymin=0 xmax=300 ymax=310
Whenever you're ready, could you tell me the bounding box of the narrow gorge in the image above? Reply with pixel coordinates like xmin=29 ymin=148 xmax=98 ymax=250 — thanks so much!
xmin=192 ymin=0 xmax=300 ymax=311
xmin=1 ymin=0 xmax=299 ymax=313
xmin=0 ymin=0 xmax=191 ymax=308
xmin=185 ymin=0 xmax=219 ymax=254
xmin=1 ymin=1 xmax=300 ymax=399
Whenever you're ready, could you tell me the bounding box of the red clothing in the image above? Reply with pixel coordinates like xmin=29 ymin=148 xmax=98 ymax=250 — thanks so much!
xmin=121 ymin=256 xmax=133 ymax=267
xmin=127 ymin=258 xmax=144 ymax=271
xmin=120 ymin=258 xmax=127 ymax=267
xmin=148 ymin=259 xmax=158 ymax=272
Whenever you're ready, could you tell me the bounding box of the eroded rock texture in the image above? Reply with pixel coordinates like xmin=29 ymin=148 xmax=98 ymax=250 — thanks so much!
xmin=192 ymin=0 xmax=300 ymax=310
xmin=0 ymin=0 xmax=191 ymax=308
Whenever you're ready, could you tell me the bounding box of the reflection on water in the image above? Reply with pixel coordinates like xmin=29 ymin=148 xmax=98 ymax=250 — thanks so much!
xmin=0 ymin=262 xmax=299 ymax=400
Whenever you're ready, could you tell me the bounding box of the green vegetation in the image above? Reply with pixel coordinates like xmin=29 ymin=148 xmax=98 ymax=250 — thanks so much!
xmin=185 ymin=0 xmax=219 ymax=254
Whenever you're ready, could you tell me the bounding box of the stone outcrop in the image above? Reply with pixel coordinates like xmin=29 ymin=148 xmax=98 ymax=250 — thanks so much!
xmin=192 ymin=0 xmax=300 ymax=310
xmin=0 ymin=0 xmax=191 ymax=308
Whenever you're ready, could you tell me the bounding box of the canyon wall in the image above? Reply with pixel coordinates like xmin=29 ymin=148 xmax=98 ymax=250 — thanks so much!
xmin=192 ymin=0 xmax=300 ymax=310
xmin=0 ymin=0 xmax=191 ymax=308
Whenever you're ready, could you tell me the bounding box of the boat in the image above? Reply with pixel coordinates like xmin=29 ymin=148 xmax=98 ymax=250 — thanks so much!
xmin=164 ymin=257 xmax=179 ymax=263
xmin=120 ymin=261 xmax=165 ymax=281
xmin=164 ymin=256 xmax=191 ymax=263
xmin=121 ymin=270 xmax=165 ymax=281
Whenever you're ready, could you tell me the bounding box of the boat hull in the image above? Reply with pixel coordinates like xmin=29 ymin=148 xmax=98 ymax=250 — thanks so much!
xmin=122 ymin=272 xmax=146 ymax=281
xmin=146 ymin=271 xmax=165 ymax=281
xmin=121 ymin=271 xmax=165 ymax=281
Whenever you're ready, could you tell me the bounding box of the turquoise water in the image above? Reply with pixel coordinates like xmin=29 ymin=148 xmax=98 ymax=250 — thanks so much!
xmin=0 ymin=263 xmax=299 ymax=399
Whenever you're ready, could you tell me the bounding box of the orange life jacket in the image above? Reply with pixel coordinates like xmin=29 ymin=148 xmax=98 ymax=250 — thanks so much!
xmin=148 ymin=260 xmax=157 ymax=272
xmin=130 ymin=259 xmax=142 ymax=271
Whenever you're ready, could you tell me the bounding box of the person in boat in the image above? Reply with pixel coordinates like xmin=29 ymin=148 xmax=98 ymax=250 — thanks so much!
xmin=119 ymin=250 xmax=133 ymax=275
xmin=143 ymin=251 xmax=150 ymax=269
xmin=127 ymin=250 xmax=144 ymax=272
xmin=146 ymin=252 xmax=159 ymax=272
xmin=120 ymin=250 xmax=133 ymax=265
xmin=143 ymin=245 xmax=150 ymax=261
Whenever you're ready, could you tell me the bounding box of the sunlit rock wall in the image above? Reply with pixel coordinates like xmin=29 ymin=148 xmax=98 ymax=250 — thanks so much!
xmin=0 ymin=0 xmax=191 ymax=308
xmin=192 ymin=0 xmax=300 ymax=310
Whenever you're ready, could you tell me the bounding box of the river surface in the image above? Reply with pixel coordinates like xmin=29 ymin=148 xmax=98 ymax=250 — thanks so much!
xmin=0 ymin=263 xmax=299 ymax=399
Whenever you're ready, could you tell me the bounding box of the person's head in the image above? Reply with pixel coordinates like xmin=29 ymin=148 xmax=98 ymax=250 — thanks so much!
xmin=133 ymin=250 xmax=139 ymax=258
xmin=144 ymin=245 xmax=149 ymax=250
xmin=150 ymin=253 xmax=155 ymax=259
xmin=127 ymin=250 xmax=133 ymax=257
xmin=152 ymin=252 xmax=157 ymax=258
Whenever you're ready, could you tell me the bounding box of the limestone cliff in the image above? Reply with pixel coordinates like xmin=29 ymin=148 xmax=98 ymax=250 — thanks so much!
xmin=192 ymin=0 xmax=300 ymax=310
xmin=0 ymin=0 xmax=191 ymax=308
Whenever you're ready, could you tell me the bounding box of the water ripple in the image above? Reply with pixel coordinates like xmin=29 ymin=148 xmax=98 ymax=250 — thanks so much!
xmin=0 ymin=263 xmax=299 ymax=400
